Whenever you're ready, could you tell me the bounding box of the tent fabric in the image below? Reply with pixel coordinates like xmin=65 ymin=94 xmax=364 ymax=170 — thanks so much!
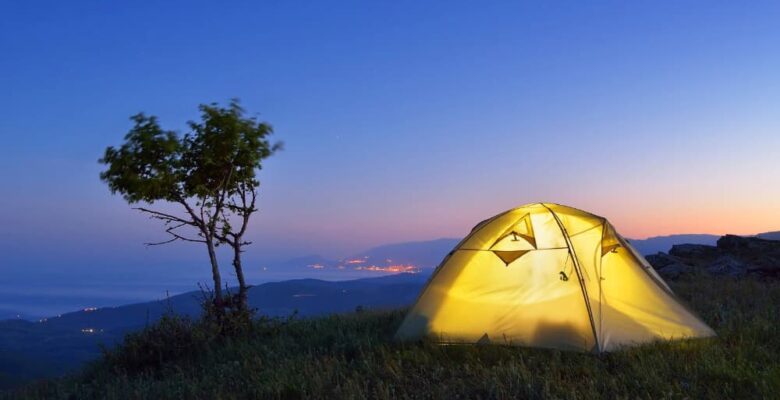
xmin=395 ymin=203 xmax=715 ymax=353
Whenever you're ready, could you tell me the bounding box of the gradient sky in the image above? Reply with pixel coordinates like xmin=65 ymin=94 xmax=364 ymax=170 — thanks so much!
xmin=2 ymin=1 xmax=780 ymax=288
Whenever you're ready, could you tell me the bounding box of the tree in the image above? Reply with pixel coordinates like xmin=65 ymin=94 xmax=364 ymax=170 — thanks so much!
xmin=99 ymin=100 xmax=280 ymax=318
xmin=184 ymin=101 xmax=281 ymax=313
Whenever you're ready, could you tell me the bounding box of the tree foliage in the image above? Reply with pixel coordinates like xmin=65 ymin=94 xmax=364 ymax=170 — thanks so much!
xmin=99 ymin=99 xmax=280 ymax=318
xmin=100 ymin=114 xmax=183 ymax=203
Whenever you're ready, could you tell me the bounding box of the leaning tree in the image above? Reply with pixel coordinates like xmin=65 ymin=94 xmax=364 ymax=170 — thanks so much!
xmin=100 ymin=100 xmax=280 ymax=317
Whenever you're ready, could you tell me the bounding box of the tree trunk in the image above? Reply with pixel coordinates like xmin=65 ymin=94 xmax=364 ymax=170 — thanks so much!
xmin=232 ymin=243 xmax=248 ymax=312
xmin=206 ymin=238 xmax=223 ymax=311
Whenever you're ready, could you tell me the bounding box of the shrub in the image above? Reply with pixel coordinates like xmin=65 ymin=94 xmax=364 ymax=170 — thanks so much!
xmin=98 ymin=314 xmax=218 ymax=375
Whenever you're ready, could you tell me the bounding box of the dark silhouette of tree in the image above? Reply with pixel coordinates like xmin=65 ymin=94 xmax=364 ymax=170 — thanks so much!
xmin=100 ymin=99 xmax=280 ymax=318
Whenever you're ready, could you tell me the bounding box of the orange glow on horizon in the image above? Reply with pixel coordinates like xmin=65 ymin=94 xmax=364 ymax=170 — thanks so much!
xmin=271 ymin=198 xmax=779 ymax=261
xmin=601 ymin=202 xmax=780 ymax=240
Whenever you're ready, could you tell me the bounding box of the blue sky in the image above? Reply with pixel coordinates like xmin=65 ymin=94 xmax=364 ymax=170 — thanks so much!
xmin=1 ymin=1 xmax=779 ymax=290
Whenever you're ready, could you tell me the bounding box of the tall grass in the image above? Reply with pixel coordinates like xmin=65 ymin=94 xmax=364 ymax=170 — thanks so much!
xmin=6 ymin=277 xmax=779 ymax=399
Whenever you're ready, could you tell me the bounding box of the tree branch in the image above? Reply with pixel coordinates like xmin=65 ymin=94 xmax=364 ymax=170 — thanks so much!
xmin=174 ymin=197 xmax=206 ymax=231
xmin=235 ymin=188 xmax=255 ymax=238
xmin=144 ymin=222 xmax=207 ymax=246
xmin=208 ymin=166 xmax=234 ymax=234
xmin=134 ymin=207 xmax=196 ymax=226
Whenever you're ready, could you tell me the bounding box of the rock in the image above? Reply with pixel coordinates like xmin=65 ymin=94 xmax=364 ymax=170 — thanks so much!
xmin=658 ymin=263 xmax=695 ymax=279
xmin=706 ymin=255 xmax=748 ymax=277
xmin=668 ymin=244 xmax=719 ymax=264
xmin=645 ymin=235 xmax=780 ymax=280
xmin=646 ymin=252 xmax=681 ymax=268
xmin=718 ymin=234 xmax=775 ymax=251
xmin=646 ymin=252 xmax=695 ymax=279
xmin=716 ymin=235 xmax=780 ymax=277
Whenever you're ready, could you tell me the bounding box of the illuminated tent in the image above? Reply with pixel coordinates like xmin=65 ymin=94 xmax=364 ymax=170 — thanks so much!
xmin=396 ymin=203 xmax=714 ymax=353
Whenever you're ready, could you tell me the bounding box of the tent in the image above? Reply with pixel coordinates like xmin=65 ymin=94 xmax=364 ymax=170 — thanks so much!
xmin=395 ymin=203 xmax=714 ymax=353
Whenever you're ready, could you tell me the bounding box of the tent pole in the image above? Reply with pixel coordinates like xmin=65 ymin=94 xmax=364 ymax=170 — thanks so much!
xmin=543 ymin=204 xmax=602 ymax=354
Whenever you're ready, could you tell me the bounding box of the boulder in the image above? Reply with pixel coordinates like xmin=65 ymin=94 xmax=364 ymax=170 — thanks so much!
xmin=718 ymin=234 xmax=777 ymax=251
xmin=645 ymin=252 xmax=683 ymax=268
xmin=716 ymin=235 xmax=780 ymax=277
xmin=658 ymin=263 xmax=695 ymax=279
xmin=706 ymin=255 xmax=748 ymax=277
xmin=646 ymin=252 xmax=695 ymax=279
xmin=646 ymin=234 xmax=780 ymax=279
xmin=668 ymin=244 xmax=719 ymax=264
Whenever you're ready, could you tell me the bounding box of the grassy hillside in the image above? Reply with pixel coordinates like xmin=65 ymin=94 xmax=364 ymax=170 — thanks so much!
xmin=5 ymin=277 xmax=779 ymax=399
xmin=0 ymin=274 xmax=427 ymax=386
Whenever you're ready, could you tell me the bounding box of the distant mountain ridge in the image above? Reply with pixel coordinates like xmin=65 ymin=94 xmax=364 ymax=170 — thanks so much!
xmin=270 ymin=232 xmax=778 ymax=277
xmin=626 ymin=234 xmax=721 ymax=255
xmin=757 ymin=230 xmax=780 ymax=241
xmin=262 ymin=233 xmax=778 ymax=279
xmin=2 ymin=231 xmax=777 ymax=388
xmin=4 ymin=233 xmax=776 ymax=319
xmin=356 ymin=238 xmax=459 ymax=268
xmin=628 ymin=231 xmax=780 ymax=255
xmin=261 ymin=238 xmax=460 ymax=278
xmin=0 ymin=309 xmax=30 ymax=321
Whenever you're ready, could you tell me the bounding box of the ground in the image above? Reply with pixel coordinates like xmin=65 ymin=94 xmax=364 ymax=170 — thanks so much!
xmin=4 ymin=276 xmax=779 ymax=399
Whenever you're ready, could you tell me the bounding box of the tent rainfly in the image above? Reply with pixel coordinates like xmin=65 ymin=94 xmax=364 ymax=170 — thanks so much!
xmin=395 ymin=203 xmax=715 ymax=353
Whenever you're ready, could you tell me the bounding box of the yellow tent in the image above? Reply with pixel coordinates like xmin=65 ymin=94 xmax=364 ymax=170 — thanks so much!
xmin=396 ymin=203 xmax=714 ymax=353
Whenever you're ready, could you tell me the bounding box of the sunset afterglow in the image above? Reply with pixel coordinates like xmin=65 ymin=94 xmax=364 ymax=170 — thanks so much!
xmin=1 ymin=1 xmax=778 ymax=290
xmin=1 ymin=3 xmax=778 ymax=396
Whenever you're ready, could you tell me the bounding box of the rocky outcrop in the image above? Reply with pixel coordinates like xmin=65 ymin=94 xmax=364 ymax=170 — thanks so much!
xmin=645 ymin=252 xmax=694 ymax=279
xmin=646 ymin=234 xmax=780 ymax=279
xmin=716 ymin=235 xmax=780 ymax=276
xmin=669 ymin=244 xmax=719 ymax=263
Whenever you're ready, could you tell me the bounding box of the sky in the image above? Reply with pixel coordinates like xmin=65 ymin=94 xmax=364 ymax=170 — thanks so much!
xmin=1 ymin=1 xmax=780 ymax=299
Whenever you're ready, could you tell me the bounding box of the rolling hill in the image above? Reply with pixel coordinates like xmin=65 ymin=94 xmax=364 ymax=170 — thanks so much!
xmin=2 ymin=231 xmax=777 ymax=389
xmin=7 ymin=277 xmax=779 ymax=399
xmin=0 ymin=274 xmax=428 ymax=389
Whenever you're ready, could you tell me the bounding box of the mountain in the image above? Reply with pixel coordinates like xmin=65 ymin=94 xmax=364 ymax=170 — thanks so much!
xmin=3 ymin=231 xmax=776 ymax=389
xmin=351 ymin=238 xmax=459 ymax=269
xmin=626 ymin=234 xmax=720 ymax=255
xmin=262 ymin=254 xmax=340 ymax=275
xmin=259 ymin=238 xmax=460 ymax=278
xmin=0 ymin=273 xmax=428 ymax=389
xmin=0 ymin=309 xmax=29 ymax=321
xmin=757 ymin=230 xmax=780 ymax=241
xmin=7 ymin=276 xmax=776 ymax=399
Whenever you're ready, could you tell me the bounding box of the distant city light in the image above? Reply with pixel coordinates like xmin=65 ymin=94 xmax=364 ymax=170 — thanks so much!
xmin=354 ymin=264 xmax=420 ymax=273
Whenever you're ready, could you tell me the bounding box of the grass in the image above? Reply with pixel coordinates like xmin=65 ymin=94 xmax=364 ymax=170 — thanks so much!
xmin=4 ymin=277 xmax=779 ymax=399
